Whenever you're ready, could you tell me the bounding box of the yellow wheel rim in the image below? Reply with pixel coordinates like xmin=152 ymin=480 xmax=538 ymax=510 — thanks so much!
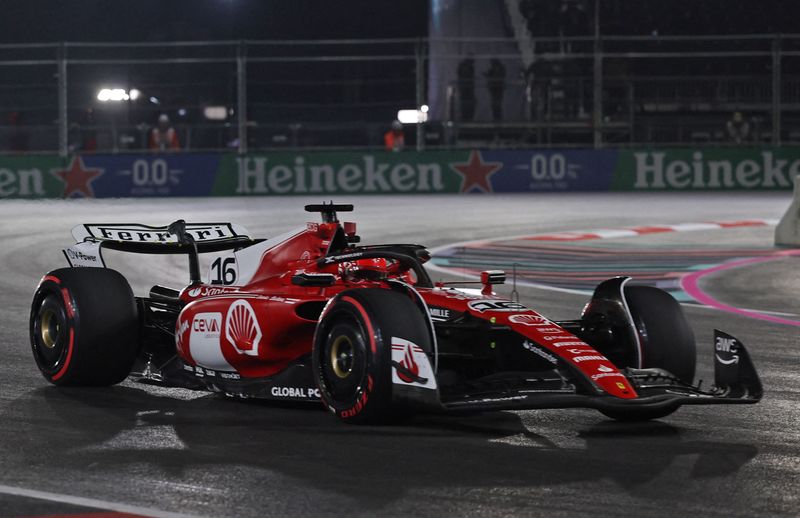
xmin=40 ymin=309 xmax=59 ymax=349
xmin=330 ymin=335 xmax=354 ymax=379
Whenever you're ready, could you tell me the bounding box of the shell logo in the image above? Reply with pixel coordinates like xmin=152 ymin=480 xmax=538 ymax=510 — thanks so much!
xmin=225 ymin=299 xmax=262 ymax=356
xmin=509 ymin=314 xmax=548 ymax=326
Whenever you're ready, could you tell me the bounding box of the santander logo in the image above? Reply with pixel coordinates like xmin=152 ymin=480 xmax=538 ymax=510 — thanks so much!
xmin=225 ymin=299 xmax=262 ymax=357
xmin=397 ymin=345 xmax=420 ymax=383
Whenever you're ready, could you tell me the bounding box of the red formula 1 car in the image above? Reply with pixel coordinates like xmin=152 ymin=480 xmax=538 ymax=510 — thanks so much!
xmin=30 ymin=204 xmax=762 ymax=423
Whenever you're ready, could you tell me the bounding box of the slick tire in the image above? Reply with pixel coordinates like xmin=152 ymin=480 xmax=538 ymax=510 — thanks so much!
xmin=600 ymin=286 xmax=696 ymax=422
xmin=30 ymin=268 xmax=140 ymax=386
xmin=312 ymin=288 xmax=431 ymax=424
xmin=625 ymin=285 xmax=696 ymax=382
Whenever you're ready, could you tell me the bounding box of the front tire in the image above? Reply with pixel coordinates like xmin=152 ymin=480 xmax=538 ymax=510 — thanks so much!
xmin=30 ymin=268 xmax=140 ymax=386
xmin=312 ymin=288 xmax=432 ymax=424
xmin=600 ymin=285 xmax=696 ymax=422
xmin=626 ymin=285 xmax=696 ymax=382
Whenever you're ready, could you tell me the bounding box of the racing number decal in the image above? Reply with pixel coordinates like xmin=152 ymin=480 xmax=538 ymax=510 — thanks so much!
xmin=211 ymin=257 xmax=237 ymax=285
xmin=468 ymin=300 xmax=527 ymax=312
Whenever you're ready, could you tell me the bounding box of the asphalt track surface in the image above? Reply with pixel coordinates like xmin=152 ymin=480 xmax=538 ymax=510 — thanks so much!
xmin=0 ymin=193 xmax=798 ymax=517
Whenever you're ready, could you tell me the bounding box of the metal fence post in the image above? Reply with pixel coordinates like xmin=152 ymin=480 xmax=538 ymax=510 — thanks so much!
xmin=237 ymin=41 xmax=248 ymax=155
xmin=592 ymin=0 xmax=603 ymax=149
xmin=415 ymin=38 xmax=425 ymax=152
xmin=57 ymin=43 xmax=68 ymax=157
xmin=772 ymin=35 xmax=781 ymax=147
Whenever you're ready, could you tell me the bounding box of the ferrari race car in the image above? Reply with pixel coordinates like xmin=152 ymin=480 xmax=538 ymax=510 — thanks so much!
xmin=30 ymin=204 xmax=762 ymax=424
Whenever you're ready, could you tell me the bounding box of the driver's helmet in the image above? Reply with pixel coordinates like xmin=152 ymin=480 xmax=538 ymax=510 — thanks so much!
xmin=341 ymin=257 xmax=389 ymax=281
xmin=354 ymin=257 xmax=388 ymax=272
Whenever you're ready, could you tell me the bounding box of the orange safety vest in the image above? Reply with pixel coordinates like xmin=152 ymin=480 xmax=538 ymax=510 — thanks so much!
xmin=149 ymin=127 xmax=180 ymax=151
xmin=384 ymin=130 xmax=404 ymax=152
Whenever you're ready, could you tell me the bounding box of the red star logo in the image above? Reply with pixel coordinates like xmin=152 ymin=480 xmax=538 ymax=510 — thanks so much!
xmin=51 ymin=156 xmax=103 ymax=198
xmin=450 ymin=150 xmax=503 ymax=193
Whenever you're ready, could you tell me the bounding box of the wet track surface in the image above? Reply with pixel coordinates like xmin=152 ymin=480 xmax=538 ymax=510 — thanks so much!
xmin=0 ymin=194 xmax=798 ymax=517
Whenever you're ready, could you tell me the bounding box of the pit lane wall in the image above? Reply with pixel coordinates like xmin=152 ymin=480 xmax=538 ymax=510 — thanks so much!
xmin=0 ymin=148 xmax=798 ymax=198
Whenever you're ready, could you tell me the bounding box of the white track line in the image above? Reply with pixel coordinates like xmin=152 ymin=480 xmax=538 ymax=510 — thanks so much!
xmin=0 ymin=484 xmax=201 ymax=518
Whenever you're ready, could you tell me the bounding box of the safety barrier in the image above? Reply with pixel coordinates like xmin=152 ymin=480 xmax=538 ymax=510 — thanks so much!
xmin=0 ymin=148 xmax=798 ymax=199
xmin=775 ymin=176 xmax=800 ymax=246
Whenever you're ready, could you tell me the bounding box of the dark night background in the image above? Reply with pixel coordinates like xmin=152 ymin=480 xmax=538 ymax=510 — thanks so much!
xmin=2 ymin=1 xmax=800 ymax=151
xmin=3 ymin=0 xmax=800 ymax=43
xmin=1 ymin=1 xmax=430 ymax=42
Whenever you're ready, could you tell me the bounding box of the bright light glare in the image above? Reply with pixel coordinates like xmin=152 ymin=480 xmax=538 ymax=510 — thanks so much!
xmin=97 ymin=88 xmax=129 ymax=102
xmin=204 ymin=106 xmax=228 ymax=120
xmin=397 ymin=109 xmax=428 ymax=124
xmin=129 ymin=88 xmax=141 ymax=100
xmin=420 ymin=104 xmax=429 ymax=113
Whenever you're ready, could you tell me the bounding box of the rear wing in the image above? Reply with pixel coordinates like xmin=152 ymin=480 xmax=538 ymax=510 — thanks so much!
xmin=64 ymin=221 xmax=261 ymax=279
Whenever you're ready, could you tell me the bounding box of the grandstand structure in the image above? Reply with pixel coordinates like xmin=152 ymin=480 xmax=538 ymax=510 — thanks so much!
xmin=1 ymin=0 xmax=798 ymax=154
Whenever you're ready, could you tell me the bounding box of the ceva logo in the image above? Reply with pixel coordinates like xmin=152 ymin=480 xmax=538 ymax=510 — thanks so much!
xmin=193 ymin=316 xmax=220 ymax=334
xmin=191 ymin=313 xmax=222 ymax=339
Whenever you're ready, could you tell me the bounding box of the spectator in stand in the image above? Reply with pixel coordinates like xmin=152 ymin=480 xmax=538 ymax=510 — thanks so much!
xmin=726 ymin=111 xmax=751 ymax=144
xmin=149 ymin=114 xmax=180 ymax=152
xmin=484 ymin=59 xmax=506 ymax=121
xmin=81 ymin=108 xmax=97 ymax=152
xmin=524 ymin=60 xmax=546 ymax=121
xmin=383 ymin=120 xmax=405 ymax=152
xmin=559 ymin=0 xmax=589 ymax=52
xmin=457 ymin=57 xmax=476 ymax=122
xmin=8 ymin=111 xmax=29 ymax=152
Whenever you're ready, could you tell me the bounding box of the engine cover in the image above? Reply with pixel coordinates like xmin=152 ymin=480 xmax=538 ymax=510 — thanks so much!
xmin=175 ymin=293 xmax=316 ymax=378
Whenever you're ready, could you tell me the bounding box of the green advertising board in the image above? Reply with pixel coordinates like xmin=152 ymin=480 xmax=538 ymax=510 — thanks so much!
xmin=214 ymin=151 xmax=466 ymax=195
xmin=0 ymin=148 xmax=797 ymax=199
xmin=612 ymin=148 xmax=800 ymax=190
xmin=0 ymin=156 xmax=67 ymax=198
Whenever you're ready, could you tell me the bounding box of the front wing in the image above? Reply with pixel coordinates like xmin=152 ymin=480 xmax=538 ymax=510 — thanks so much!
xmin=438 ymin=330 xmax=762 ymax=414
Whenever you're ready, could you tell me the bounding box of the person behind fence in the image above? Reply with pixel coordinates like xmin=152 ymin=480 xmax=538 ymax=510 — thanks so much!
xmin=81 ymin=108 xmax=97 ymax=152
xmin=7 ymin=111 xmax=29 ymax=152
xmin=457 ymin=57 xmax=476 ymax=122
xmin=383 ymin=120 xmax=405 ymax=152
xmin=726 ymin=111 xmax=751 ymax=144
xmin=485 ymin=58 xmax=506 ymax=121
xmin=149 ymin=114 xmax=180 ymax=151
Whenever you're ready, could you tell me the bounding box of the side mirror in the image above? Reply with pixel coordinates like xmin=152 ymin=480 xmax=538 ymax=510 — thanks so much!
xmin=481 ymin=270 xmax=506 ymax=296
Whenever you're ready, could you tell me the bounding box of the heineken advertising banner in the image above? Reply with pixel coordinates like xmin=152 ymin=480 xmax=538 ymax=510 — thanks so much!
xmin=0 ymin=154 xmax=221 ymax=198
xmin=612 ymin=148 xmax=800 ymax=190
xmin=0 ymin=148 xmax=797 ymax=199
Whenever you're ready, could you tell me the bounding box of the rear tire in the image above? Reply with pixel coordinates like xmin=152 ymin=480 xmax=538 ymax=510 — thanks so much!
xmin=312 ymin=288 xmax=431 ymax=424
xmin=600 ymin=286 xmax=696 ymax=422
xmin=30 ymin=268 xmax=140 ymax=386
